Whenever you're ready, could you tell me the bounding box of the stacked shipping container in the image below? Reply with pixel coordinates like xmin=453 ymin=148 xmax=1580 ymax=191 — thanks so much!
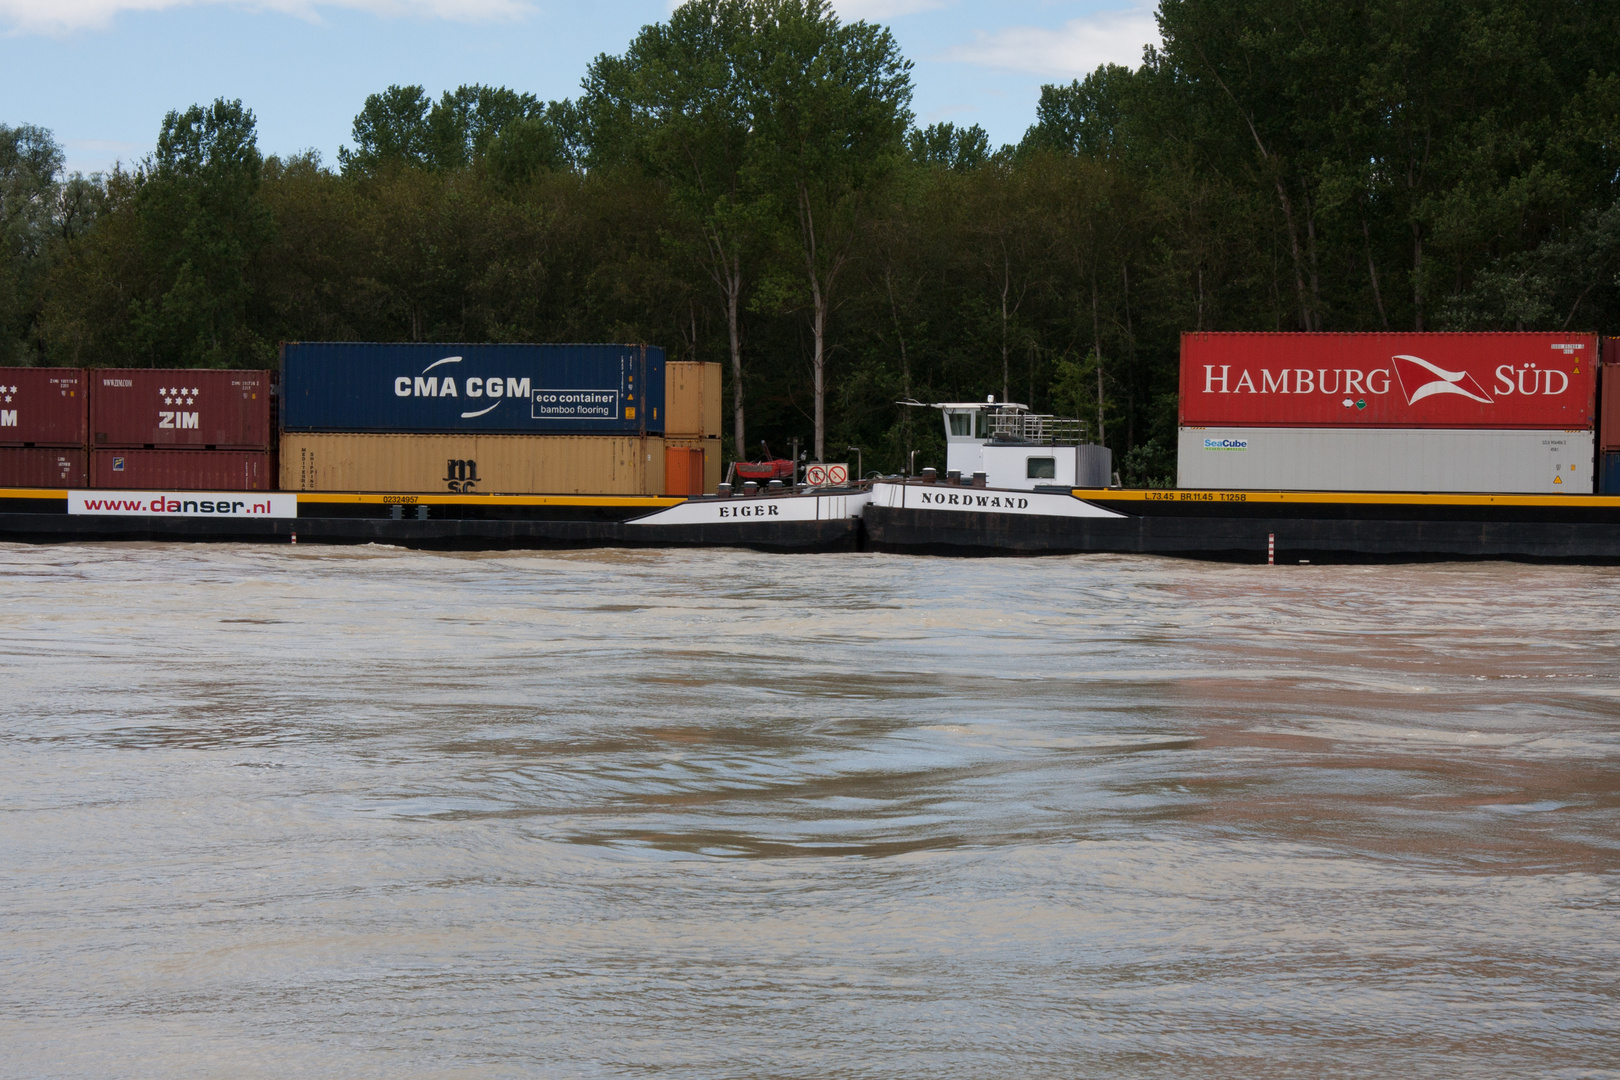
xmin=1602 ymin=340 xmax=1620 ymax=494
xmin=277 ymin=342 xmax=670 ymax=494
xmin=1178 ymin=333 xmax=1600 ymax=493
xmin=664 ymin=361 xmax=723 ymax=495
xmin=89 ymin=369 xmax=273 ymax=489
xmin=0 ymin=369 xmax=89 ymax=486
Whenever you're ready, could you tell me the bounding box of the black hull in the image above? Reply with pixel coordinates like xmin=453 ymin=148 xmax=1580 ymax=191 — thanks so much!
xmin=863 ymin=503 xmax=1620 ymax=563
xmin=0 ymin=511 xmax=861 ymax=554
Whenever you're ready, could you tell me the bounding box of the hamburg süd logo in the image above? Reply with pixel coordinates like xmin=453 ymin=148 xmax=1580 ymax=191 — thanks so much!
xmin=1391 ymin=354 xmax=1494 ymax=406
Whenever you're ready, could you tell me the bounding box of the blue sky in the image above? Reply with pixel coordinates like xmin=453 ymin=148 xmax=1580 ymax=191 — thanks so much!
xmin=0 ymin=0 xmax=1159 ymax=176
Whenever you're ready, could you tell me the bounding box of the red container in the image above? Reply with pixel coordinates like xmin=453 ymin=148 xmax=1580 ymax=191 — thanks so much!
xmin=1604 ymin=360 xmax=1620 ymax=451
xmin=91 ymin=369 xmax=271 ymax=449
xmin=91 ymin=449 xmax=271 ymax=490
xmin=0 ymin=447 xmax=87 ymax=488
xmin=1181 ymin=333 xmax=1597 ymax=429
xmin=0 ymin=368 xmax=88 ymax=446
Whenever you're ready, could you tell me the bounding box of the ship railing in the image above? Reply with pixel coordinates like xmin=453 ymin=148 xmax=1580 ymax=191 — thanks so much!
xmin=986 ymin=410 xmax=1085 ymax=446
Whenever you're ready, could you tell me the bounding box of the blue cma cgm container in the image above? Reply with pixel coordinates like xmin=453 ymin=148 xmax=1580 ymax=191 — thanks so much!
xmin=279 ymin=342 xmax=665 ymax=434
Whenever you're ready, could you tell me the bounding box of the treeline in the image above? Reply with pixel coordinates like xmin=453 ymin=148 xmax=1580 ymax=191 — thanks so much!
xmin=2 ymin=0 xmax=1618 ymax=479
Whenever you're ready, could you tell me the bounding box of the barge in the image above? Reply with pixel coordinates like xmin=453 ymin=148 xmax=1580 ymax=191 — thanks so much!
xmin=0 ymin=488 xmax=867 ymax=553
xmin=4 ymin=480 xmax=1620 ymax=562
xmin=5 ymin=377 xmax=1620 ymax=563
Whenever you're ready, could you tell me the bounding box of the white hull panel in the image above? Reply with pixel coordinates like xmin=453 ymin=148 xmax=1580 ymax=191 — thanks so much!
xmin=868 ymin=482 xmax=1125 ymax=518
xmin=628 ymin=491 xmax=869 ymax=526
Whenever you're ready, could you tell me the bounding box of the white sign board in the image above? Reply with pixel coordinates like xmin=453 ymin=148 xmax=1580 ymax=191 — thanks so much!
xmin=804 ymin=462 xmax=848 ymax=485
xmin=68 ymin=491 xmax=298 ymax=518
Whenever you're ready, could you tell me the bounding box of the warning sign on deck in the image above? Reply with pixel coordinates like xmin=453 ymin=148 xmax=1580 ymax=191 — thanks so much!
xmin=804 ymin=463 xmax=848 ymax=485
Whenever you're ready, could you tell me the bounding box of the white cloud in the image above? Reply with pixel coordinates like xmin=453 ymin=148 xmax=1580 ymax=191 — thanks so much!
xmin=941 ymin=4 xmax=1158 ymax=78
xmin=0 ymin=0 xmax=531 ymax=35
xmin=831 ymin=0 xmax=948 ymax=19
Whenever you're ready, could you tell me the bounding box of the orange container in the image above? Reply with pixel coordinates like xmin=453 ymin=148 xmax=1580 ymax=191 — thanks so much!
xmin=665 ymin=446 xmax=705 ymax=496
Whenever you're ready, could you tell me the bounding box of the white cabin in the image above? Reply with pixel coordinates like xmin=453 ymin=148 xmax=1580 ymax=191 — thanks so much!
xmin=937 ymin=399 xmax=1112 ymax=490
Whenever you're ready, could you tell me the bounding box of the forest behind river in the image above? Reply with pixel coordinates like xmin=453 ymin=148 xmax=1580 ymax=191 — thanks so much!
xmin=3 ymin=0 xmax=1619 ymax=477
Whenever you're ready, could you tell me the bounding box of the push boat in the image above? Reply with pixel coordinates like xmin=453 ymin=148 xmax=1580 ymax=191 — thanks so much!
xmin=4 ymin=399 xmax=1620 ymax=561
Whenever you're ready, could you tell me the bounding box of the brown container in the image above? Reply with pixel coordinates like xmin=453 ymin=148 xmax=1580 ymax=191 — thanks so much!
xmin=92 ymin=450 xmax=271 ymax=490
xmin=1603 ymin=360 xmax=1620 ymax=451
xmin=91 ymin=369 xmax=271 ymax=449
xmin=0 ymin=368 xmax=88 ymax=447
xmin=665 ymin=361 xmax=722 ymax=437
xmin=666 ymin=436 xmax=721 ymax=494
xmin=279 ymin=433 xmax=666 ymax=495
xmin=0 ymin=447 xmax=87 ymax=488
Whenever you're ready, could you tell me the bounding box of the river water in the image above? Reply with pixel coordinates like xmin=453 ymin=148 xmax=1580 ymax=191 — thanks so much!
xmin=2 ymin=543 xmax=1617 ymax=1078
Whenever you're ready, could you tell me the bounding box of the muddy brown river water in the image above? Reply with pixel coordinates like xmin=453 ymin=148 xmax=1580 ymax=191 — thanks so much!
xmin=2 ymin=544 xmax=1617 ymax=1078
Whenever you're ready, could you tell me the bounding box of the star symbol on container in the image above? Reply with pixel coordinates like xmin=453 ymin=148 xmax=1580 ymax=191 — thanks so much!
xmin=190 ymin=387 xmax=199 ymax=395
xmin=185 ymin=396 xmax=194 ymax=404
xmin=159 ymin=387 xmax=168 ymax=394
xmin=164 ymin=396 xmax=173 ymax=404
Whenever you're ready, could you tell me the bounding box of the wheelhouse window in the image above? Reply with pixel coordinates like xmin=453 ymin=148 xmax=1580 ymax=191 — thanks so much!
xmin=1026 ymin=457 xmax=1056 ymax=479
xmin=947 ymin=411 xmax=976 ymax=437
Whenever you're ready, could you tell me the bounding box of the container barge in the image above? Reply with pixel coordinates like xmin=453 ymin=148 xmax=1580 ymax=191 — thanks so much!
xmin=4 ymin=479 xmax=1620 ymax=562
xmin=3 ymin=332 xmax=1620 ymax=562
xmin=0 ymin=487 xmax=868 ymax=552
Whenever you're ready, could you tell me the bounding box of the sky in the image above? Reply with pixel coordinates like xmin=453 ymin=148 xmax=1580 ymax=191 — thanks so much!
xmin=0 ymin=0 xmax=1161 ymax=176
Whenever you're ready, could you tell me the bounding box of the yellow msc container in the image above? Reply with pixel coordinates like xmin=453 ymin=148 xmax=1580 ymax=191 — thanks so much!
xmin=665 ymin=361 xmax=722 ymax=438
xmin=280 ymin=433 xmax=666 ymax=495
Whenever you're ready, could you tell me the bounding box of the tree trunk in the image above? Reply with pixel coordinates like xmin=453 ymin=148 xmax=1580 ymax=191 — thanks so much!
xmin=1362 ymin=210 xmax=1389 ymax=329
xmin=810 ymin=272 xmax=826 ymax=462
xmin=1304 ymin=194 xmax=1322 ymax=331
xmin=884 ymin=266 xmax=911 ymax=467
xmin=1275 ymin=176 xmax=1311 ymax=330
xmin=796 ymin=181 xmax=845 ymax=463
xmin=1411 ymin=222 xmax=1424 ymax=331
xmin=1000 ymin=255 xmax=1011 ymax=403
xmin=700 ymin=221 xmax=746 ymax=466
xmin=1091 ymin=277 xmax=1105 ymax=447
xmin=727 ymin=266 xmax=745 ymax=462
xmin=1122 ymin=262 xmax=1135 ymax=448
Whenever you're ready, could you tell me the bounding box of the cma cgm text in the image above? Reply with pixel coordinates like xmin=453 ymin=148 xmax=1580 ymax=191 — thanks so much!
xmin=394 ymin=377 xmax=531 ymax=398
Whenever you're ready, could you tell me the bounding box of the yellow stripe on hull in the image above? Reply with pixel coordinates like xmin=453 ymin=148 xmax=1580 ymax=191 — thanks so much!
xmin=1073 ymin=488 xmax=1620 ymax=508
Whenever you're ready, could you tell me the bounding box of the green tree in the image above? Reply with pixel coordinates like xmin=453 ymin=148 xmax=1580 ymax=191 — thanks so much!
xmin=129 ymin=98 xmax=273 ymax=366
xmin=339 ymin=85 xmax=433 ymax=173
xmin=0 ymin=123 xmax=63 ymax=364
xmin=585 ymin=0 xmax=765 ymax=457
xmin=748 ymin=0 xmax=912 ymax=460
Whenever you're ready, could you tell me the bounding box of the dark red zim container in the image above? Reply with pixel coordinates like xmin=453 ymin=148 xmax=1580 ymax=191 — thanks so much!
xmin=91 ymin=450 xmax=271 ymax=490
xmin=1603 ymin=358 xmax=1620 ymax=451
xmin=91 ymin=369 xmax=271 ymax=449
xmin=0 ymin=368 xmax=88 ymax=446
xmin=0 ymin=447 xmax=87 ymax=487
xmin=1181 ymin=333 xmax=1598 ymax=429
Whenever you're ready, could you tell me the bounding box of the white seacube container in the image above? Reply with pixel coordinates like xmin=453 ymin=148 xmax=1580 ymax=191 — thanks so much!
xmin=1177 ymin=427 xmax=1595 ymax=493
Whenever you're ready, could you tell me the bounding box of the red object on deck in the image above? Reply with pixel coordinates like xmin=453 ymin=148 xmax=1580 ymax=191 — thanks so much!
xmin=90 ymin=369 xmax=271 ymax=449
xmin=1181 ymin=333 xmax=1597 ymax=429
xmin=733 ymin=459 xmax=794 ymax=482
xmin=91 ymin=449 xmax=271 ymax=490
